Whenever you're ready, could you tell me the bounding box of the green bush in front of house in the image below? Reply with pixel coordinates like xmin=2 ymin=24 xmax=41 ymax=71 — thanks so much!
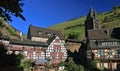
xmin=91 ymin=60 xmax=98 ymax=68
xmin=59 ymin=57 xmax=84 ymax=71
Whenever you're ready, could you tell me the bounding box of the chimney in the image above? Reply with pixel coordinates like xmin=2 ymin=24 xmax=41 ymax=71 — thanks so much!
xmin=107 ymin=29 xmax=109 ymax=35
xmin=20 ymin=32 xmax=23 ymax=41
xmin=104 ymin=29 xmax=110 ymax=36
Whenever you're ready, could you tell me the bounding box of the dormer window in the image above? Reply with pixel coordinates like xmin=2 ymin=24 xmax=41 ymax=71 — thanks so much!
xmin=46 ymin=32 xmax=52 ymax=36
xmin=55 ymin=38 xmax=60 ymax=42
xmin=37 ymin=31 xmax=43 ymax=35
xmin=54 ymin=33 xmax=58 ymax=36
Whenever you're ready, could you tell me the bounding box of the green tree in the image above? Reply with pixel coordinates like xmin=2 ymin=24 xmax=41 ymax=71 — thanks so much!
xmin=16 ymin=53 xmax=25 ymax=67
xmin=0 ymin=0 xmax=25 ymax=21
xmin=65 ymin=57 xmax=84 ymax=71
xmin=113 ymin=5 xmax=120 ymax=11
xmin=0 ymin=43 xmax=24 ymax=71
xmin=91 ymin=60 xmax=98 ymax=68
xmin=59 ymin=61 xmax=64 ymax=66
xmin=67 ymin=31 xmax=79 ymax=40
xmin=20 ymin=59 xmax=33 ymax=71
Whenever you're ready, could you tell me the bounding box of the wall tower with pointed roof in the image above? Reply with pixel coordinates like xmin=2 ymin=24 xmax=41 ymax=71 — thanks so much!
xmin=85 ymin=8 xmax=100 ymax=37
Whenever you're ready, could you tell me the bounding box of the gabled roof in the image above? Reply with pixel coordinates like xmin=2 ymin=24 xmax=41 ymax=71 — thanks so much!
xmin=46 ymin=36 xmax=56 ymax=45
xmin=88 ymin=27 xmax=120 ymax=40
xmin=10 ymin=39 xmax=48 ymax=47
xmin=28 ymin=25 xmax=64 ymax=39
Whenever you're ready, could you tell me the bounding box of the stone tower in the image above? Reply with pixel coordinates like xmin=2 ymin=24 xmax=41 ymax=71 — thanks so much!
xmin=85 ymin=8 xmax=100 ymax=37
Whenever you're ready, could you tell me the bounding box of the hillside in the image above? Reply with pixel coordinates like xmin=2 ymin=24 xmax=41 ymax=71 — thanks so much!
xmin=48 ymin=6 xmax=120 ymax=41
xmin=0 ymin=17 xmax=20 ymax=40
xmin=0 ymin=6 xmax=120 ymax=41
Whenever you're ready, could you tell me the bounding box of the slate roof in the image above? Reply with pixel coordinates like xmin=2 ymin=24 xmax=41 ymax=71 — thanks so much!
xmin=28 ymin=25 xmax=64 ymax=39
xmin=0 ymin=35 xmax=59 ymax=47
xmin=88 ymin=27 xmax=120 ymax=40
xmin=10 ymin=39 xmax=48 ymax=47
xmin=46 ymin=35 xmax=56 ymax=45
xmin=10 ymin=35 xmax=59 ymax=47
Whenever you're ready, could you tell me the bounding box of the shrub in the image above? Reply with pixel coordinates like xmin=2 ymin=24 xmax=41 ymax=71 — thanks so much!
xmin=64 ymin=57 xmax=84 ymax=71
xmin=91 ymin=60 xmax=98 ymax=68
xmin=113 ymin=6 xmax=120 ymax=11
xmin=6 ymin=27 xmax=17 ymax=36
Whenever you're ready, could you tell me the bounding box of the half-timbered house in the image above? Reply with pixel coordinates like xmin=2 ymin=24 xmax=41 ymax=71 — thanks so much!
xmin=27 ymin=25 xmax=64 ymax=42
xmin=85 ymin=8 xmax=120 ymax=70
xmin=46 ymin=36 xmax=67 ymax=63
xmin=0 ymin=25 xmax=67 ymax=63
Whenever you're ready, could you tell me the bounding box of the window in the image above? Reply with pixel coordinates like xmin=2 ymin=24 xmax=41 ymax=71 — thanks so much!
xmin=61 ymin=49 xmax=64 ymax=52
xmin=58 ymin=52 xmax=64 ymax=57
xmin=36 ymin=52 xmax=41 ymax=58
xmin=55 ymin=38 xmax=60 ymax=42
xmin=99 ymin=41 xmax=120 ymax=46
xmin=108 ymin=52 xmax=112 ymax=56
xmin=46 ymin=32 xmax=52 ymax=36
xmin=102 ymin=42 xmax=105 ymax=46
xmin=50 ymin=52 xmax=57 ymax=57
xmin=37 ymin=31 xmax=43 ymax=35
xmin=98 ymin=50 xmax=104 ymax=56
xmin=117 ymin=41 xmax=120 ymax=45
xmin=98 ymin=42 xmax=102 ymax=46
xmin=54 ymin=34 xmax=58 ymax=36
xmin=117 ymin=50 xmax=120 ymax=57
xmin=27 ymin=52 xmax=33 ymax=58
xmin=53 ymin=45 xmax=61 ymax=50
xmin=35 ymin=47 xmax=41 ymax=51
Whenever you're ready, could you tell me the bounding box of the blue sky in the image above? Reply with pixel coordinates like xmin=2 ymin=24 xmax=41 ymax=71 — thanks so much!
xmin=10 ymin=0 xmax=120 ymax=34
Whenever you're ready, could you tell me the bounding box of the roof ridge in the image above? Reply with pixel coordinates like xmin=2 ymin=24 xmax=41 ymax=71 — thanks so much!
xmin=30 ymin=25 xmax=60 ymax=32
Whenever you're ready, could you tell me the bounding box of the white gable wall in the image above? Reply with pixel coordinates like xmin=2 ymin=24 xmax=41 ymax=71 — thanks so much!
xmin=46 ymin=36 xmax=67 ymax=61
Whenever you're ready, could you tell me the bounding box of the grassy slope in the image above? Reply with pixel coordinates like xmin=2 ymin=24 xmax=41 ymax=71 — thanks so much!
xmin=48 ymin=8 xmax=120 ymax=41
xmin=49 ymin=17 xmax=86 ymax=40
xmin=0 ymin=17 xmax=20 ymax=40
xmin=0 ymin=7 xmax=120 ymax=41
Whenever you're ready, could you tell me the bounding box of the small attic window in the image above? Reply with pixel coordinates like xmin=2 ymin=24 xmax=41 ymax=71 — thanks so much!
xmin=46 ymin=32 xmax=52 ymax=36
xmin=37 ymin=31 xmax=43 ymax=35
xmin=104 ymin=29 xmax=109 ymax=35
xmin=104 ymin=30 xmax=107 ymax=34
xmin=55 ymin=38 xmax=60 ymax=42
xmin=54 ymin=33 xmax=58 ymax=36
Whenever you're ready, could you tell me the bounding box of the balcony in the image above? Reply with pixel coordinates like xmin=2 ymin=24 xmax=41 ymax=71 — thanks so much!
xmin=94 ymin=55 xmax=120 ymax=60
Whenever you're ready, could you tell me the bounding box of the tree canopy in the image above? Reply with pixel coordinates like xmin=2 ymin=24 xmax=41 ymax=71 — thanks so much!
xmin=113 ymin=5 xmax=120 ymax=10
xmin=67 ymin=31 xmax=79 ymax=40
xmin=63 ymin=57 xmax=84 ymax=71
xmin=0 ymin=0 xmax=25 ymax=21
